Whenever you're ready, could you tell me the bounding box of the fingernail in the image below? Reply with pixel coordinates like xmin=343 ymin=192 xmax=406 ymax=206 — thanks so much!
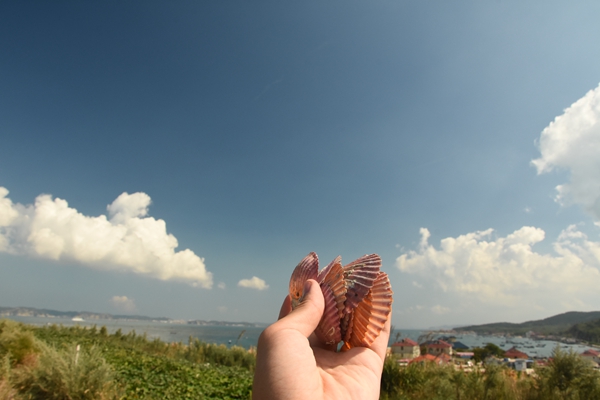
xmin=303 ymin=280 xmax=312 ymax=295
xmin=299 ymin=280 xmax=312 ymax=303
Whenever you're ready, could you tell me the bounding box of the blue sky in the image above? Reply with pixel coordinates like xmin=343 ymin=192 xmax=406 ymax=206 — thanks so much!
xmin=1 ymin=1 xmax=600 ymax=328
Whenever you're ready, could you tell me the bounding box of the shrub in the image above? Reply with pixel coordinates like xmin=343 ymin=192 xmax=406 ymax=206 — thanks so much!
xmin=0 ymin=320 xmax=40 ymax=365
xmin=530 ymin=346 xmax=600 ymax=400
xmin=185 ymin=338 xmax=256 ymax=371
xmin=12 ymin=342 xmax=122 ymax=400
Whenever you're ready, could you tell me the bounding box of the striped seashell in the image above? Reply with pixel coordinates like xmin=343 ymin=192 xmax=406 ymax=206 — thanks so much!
xmin=316 ymin=260 xmax=346 ymax=345
xmin=289 ymin=252 xmax=393 ymax=351
xmin=289 ymin=252 xmax=319 ymax=307
xmin=341 ymin=272 xmax=393 ymax=351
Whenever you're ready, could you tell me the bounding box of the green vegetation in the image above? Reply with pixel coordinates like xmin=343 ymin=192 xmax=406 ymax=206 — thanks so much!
xmin=456 ymin=311 xmax=600 ymax=336
xmin=380 ymin=347 xmax=600 ymax=400
xmin=472 ymin=343 xmax=505 ymax=363
xmin=4 ymin=317 xmax=600 ymax=399
xmin=569 ymin=318 xmax=600 ymax=344
xmin=0 ymin=319 xmax=254 ymax=399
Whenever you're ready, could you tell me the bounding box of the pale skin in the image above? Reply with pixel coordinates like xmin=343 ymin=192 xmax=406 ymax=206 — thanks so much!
xmin=252 ymin=279 xmax=391 ymax=400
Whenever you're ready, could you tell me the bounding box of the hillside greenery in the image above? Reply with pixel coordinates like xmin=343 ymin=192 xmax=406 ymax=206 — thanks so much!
xmin=455 ymin=311 xmax=600 ymax=337
xmin=3 ymin=318 xmax=600 ymax=399
xmin=0 ymin=319 xmax=254 ymax=399
xmin=569 ymin=319 xmax=600 ymax=345
xmin=380 ymin=347 xmax=600 ymax=400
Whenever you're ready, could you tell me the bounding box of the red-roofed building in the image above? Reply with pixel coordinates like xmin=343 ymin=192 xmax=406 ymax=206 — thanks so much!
xmin=437 ymin=353 xmax=452 ymax=364
xmin=504 ymin=347 xmax=529 ymax=359
xmin=423 ymin=340 xmax=453 ymax=356
xmin=409 ymin=353 xmax=450 ymax=366
xmin=391 ymin=338 xmax=420 ymax=360
xmin=581 ymin=349 xmax=600 ymax=366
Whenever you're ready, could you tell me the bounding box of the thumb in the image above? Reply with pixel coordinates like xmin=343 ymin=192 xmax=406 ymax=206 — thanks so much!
xmin=277 ymin=279 xmax=324 ymax=338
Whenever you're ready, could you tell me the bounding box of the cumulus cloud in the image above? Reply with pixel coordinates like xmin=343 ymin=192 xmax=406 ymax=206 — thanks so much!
xmin=238 ymin=276 xmax=269 ymax=291
xmin=531 ymin=83 xmax=600 ymax=222
xmin=0 ymin=187 xmax=212 ymax=288
xmin=431 ymin=305 xmax=450 ymax=315
xmin=217 ymin=282 xmax=226 ymax=289
xmin=110 ymin=295 xmax=136 ymax=313
xmin=397 ymin=226 xmax=600 ymax=309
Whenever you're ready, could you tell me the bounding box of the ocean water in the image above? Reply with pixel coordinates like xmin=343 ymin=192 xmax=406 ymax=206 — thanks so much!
xmin=7 ymin=316 xmax=265 ymax=349
xmin=5 ymin=316 xmax=594 ymax=357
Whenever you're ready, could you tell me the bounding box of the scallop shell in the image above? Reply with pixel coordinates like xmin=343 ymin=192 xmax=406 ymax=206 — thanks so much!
xmin=289 ymin=252 xmax=393 ymax=351
xmin=316 ymin=283 xmax=343 ymax=345
xmin=289 ymin=252 xmax=319 ymax=299
xmin=316 ymin=260 xmax=346 ymax=345
xmin=341 ymin=272 xmax=393 ymax=351
xmin=342 ymin=254 xmax=381 ymax=313
xmin=320 ymin=260 xmax=346 ymax=316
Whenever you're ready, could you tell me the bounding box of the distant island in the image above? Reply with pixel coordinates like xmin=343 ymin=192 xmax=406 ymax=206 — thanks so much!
xmin=455 ymin=311 xmax=600 ymax=344
xmin=0 ymin=306 xmax=265 ymax=328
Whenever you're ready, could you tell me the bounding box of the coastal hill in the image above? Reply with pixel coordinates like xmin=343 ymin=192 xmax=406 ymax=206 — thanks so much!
xmin=569 ymin=318 xmax=600 ymax=344
xmin=0 ymin=306 xmax=170 ymax=322
xmin=455 ymin=311 xmax=600 ymax=337
xmin=0 ymin=306 xmax=264 ymax=327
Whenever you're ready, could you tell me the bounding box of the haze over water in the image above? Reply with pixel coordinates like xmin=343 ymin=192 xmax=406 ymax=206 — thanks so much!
xmin=7 ymin=316 xmax=594 ymax=358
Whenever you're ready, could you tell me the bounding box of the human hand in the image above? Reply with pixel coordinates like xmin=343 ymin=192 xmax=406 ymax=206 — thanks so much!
xmin=252 ymin=279 xmax=391 ymax=399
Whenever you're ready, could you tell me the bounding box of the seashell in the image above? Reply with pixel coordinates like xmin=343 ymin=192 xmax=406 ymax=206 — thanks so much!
xmin=289 ymin=252 xmax=319 ymax=306
xmin=320 ymin=260 xmax=346 ymax=317
xmin=341 ymin=272 xmax=393 ymax=351
xmin=315 ymin=283 xmax=343 ymax=345
xmin=289 ymin=252 xmax=393 ymax=351
xmin=342 ymin=254 xmax=381 ymax=313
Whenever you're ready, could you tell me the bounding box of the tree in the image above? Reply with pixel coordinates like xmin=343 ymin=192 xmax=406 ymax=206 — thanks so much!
xmin=472 ymin=343 xmax=505 ymax=363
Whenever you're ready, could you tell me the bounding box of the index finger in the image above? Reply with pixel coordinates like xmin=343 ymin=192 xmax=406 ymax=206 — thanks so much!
xmin=278 ymin=294 xmax=292 ymax=320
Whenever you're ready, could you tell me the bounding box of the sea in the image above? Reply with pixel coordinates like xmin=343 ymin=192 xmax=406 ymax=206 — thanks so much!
xmin=5 ymin=316 xmax=595 ymax=358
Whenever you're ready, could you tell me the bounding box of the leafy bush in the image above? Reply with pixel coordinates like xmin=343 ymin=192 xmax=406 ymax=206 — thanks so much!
xmin=185 ymin=338 xmax=256 ymax=370
xmin=12 ymin=342 xmax=121 ymax=400
xmin=0 ymin=354 xmax=17 ymax=398
xmin=530 ymin=346 xmax=600 ymax=400
xmin=0 ymin=319 xmax=255 ymax=399
xmin=379 ymin=351 xmax=600 ymax=400
xmin=472 ymin=343 xmax=505 ymax=363
xmin=0 ymin=320 xmax=40 ymax=365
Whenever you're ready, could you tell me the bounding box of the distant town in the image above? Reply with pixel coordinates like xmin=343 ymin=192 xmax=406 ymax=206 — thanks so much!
xmin=0 ymin=306 xmax=265 ymax=328
xmin=389 ymin=310 xmax=600 ymax=373
xmin=390 ymin=333 xmax=600 ymax=374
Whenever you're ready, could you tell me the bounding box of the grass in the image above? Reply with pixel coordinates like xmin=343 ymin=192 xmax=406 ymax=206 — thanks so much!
xmin=0 ymin=319 xmax=254 ymax=399
xmin=7 ymin=317 xmax=599 ymax=399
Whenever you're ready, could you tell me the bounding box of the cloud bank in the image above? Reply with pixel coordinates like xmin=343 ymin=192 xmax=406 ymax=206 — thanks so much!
xmin=0 ymin=187 xmax=213 ymax=288
xmin=237 ymin=276 xmax=269 ymax=290
xmin=397 ymin=226 xmax=600 ymax=311
xmin=395 ymin=84 xmax=600 ymax=325
xmin=532 ymin=83 xmax=600 ymax=222
xmin=110 ymin=295 xmax=136 ymax=313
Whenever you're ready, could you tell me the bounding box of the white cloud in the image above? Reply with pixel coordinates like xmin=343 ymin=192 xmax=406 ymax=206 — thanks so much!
xmin=217 ymin=282 xmax=226 ymax=290
xmin=431 ymin=305 xmax=450 ymax=315
xmin=110 ymin=295 xmax=136 ymax=313
xmin=0 ymin=187 xmax=213 ymax=288
xmin=397 ymin=226 xmax=600 ymax=309
xmin=532 ymin=83 xmax=600 ymax=221
xmin=237 ymin=276 xmax=269 ymax=291
xmin=217 ymin=306 xmax=227 ymax=313
xmin=412 ymin=281 xmax=423 ymax=289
